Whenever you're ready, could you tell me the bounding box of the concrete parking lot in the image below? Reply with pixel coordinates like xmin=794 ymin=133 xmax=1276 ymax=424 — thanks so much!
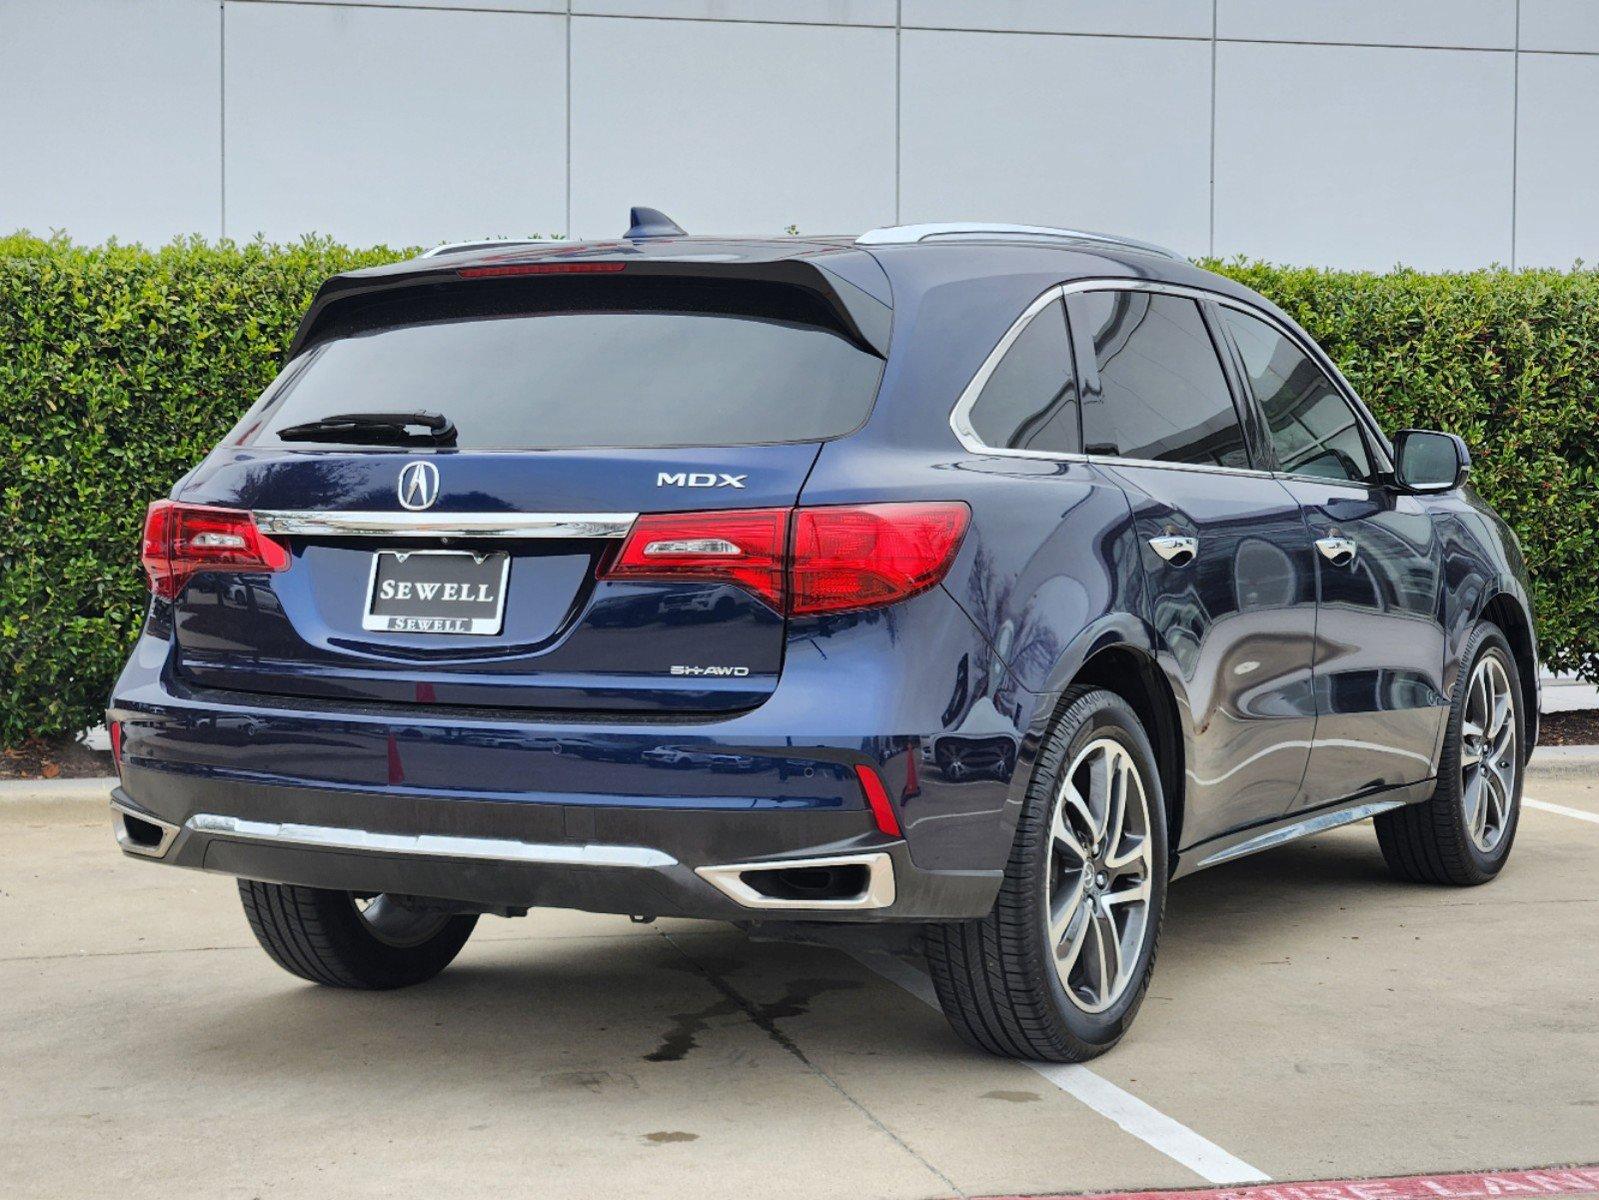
xmin=4 ymin=762 xmax=1596 ymax=1200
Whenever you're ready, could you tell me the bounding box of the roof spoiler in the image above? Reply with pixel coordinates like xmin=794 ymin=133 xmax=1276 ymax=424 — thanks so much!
xmin=285 ymin=257 xmax=892 ymax=360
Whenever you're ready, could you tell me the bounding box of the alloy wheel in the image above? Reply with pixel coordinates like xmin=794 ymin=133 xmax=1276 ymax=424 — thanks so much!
xmin=1045 ymin=738 xmax=1154 ymax=1014
xmin=1461 ymin=654 xmax=1517 ymax=853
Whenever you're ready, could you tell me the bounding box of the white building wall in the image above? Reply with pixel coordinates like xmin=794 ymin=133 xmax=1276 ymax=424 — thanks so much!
xmin=3 ymin=0 xmax=1597 ymax=268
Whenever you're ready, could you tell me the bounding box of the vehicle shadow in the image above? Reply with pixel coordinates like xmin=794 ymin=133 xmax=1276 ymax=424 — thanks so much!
xmin=175 ymin=825 xmax=1404 ymax=1084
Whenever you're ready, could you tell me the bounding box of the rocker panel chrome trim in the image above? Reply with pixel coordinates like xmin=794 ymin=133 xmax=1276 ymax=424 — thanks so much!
xmin=1193 ymin=798 xmax=1407 ymax=870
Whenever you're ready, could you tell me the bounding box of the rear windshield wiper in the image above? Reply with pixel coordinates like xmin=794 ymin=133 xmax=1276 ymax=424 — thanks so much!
xmin=275 ymin=410 xmax=458 ymax=446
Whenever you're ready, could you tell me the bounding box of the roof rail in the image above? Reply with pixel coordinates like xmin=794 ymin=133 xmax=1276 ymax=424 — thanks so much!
xmin=419 ymin=238 xmax=552 ymax=259
xmin=855 ymin=222 xmax=1185 ymax=261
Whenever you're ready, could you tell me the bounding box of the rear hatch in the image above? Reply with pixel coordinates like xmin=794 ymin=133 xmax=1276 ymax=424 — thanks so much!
xmin=165 ymin=267 xmax=888 ymax=715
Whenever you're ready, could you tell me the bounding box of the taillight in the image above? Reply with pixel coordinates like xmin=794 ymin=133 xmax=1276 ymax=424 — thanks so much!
xmin=599 ymin=502 xmax=969 ymax=615
xmin=603 ymin=508 xmax=789 ymax=610
xmin=108 ymin=719 xmax=124 ymax=779
xmin=790 ymin=503 xmax=970 ymax=615
xmin=140 ymin=500 xmax=290 ymax=599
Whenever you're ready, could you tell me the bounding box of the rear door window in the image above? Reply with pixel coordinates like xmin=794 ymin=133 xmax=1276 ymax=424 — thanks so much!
xmin=240 ymin=278 xmax=886 ymax=450
xmin=965 ymin=297 xmax=1080 ymax=455
xmin=1072 ymin=290 xmax=1251 ymax=469
xmin=1219 ymin=307 xmax=1377 ymax=483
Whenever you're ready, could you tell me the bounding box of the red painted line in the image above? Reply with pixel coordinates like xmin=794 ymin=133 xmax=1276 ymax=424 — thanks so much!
xmin=982 ymin=1166 xmax=1599 ymax=1200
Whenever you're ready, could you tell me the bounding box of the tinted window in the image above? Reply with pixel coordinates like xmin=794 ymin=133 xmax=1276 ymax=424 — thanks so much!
xmin=967 ymin=298 xmax=1079 ymax=454
xmin=1075 ymin=291 xmax=1250 ymax=469
xmin=241 ymin=280 xmax=885 ymax=450
xmin=1221 ymin=308 xmax=1375 ymax=483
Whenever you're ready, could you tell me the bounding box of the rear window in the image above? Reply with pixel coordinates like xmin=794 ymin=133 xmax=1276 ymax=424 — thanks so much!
xmin=238 ymin=278 xmax=886 ymax=450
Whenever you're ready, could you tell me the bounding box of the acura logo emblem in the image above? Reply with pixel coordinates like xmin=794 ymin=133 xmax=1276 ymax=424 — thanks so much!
xmin=397 ymin=460 xmax=440 ymax=511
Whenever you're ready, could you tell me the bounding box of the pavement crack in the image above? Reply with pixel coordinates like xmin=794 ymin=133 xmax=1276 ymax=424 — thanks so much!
xmin=0 ymin=943 xmax=257 ymax=964
xmin=659 ymin=930 xmax=966 ymax=1199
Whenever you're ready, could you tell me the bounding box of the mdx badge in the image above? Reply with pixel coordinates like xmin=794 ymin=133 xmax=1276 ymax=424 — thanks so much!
xmin=657 ymin=471 xmax=746 ymax=489
xmin=397 ymin=460 xmax=440 ymax=511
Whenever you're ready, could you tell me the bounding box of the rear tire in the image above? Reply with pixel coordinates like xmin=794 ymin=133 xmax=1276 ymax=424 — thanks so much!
xmin=238 ymin=881 xmax=478 ymax=989
xmin=924 ymin=686 xmax=1168 ymax=1062
xmin=1374 ymin=622 xmax=1523 ymax=886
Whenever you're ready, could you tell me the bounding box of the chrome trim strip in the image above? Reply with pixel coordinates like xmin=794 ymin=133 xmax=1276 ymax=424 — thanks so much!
xmin=111 ymin=798 xmax=180 ymax=859
xmin=856 ymin=222 xmax=1184 ymax=261
xmin=253 ymin=511 xmax=637 ymax=539
xmin=695 ymin=852 xmax=896 ymax=911
xmin=1194 ymin=798 xmax=1407 ymax=870
xmin=187 ymin=813 xmax=676 ymax=869
xmin=1092 ymin=455 xmax=1277 ymax=480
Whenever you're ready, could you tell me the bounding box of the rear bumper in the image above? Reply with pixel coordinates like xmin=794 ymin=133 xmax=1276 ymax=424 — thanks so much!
xmin=108 ymin=584 xmax=1022 ymax=921
xmin=109 ymin=770 xmax=999 ymax=922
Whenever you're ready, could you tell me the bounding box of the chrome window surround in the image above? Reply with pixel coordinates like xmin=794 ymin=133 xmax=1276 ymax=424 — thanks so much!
xmin=695 ymin=852 xmax=896 ymax=911
xmin=187 ymin=813 xmax=676 ymax=869
xmin=948 ymin=278 xmax=1394 ymax=481
xmin=253 ymin=511 xmax=637 ymax=540
xmin=857 ymin=223 xmax=1184 ymax=262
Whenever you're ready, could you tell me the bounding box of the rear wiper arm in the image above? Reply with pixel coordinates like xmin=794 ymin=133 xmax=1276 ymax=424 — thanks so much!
xmin=276 ymin=410 xmax=458 ymax=446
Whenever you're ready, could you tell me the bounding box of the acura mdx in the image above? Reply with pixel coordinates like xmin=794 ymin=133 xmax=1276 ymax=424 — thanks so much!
xmin=108 ymin=211 xmax=1537 ymax=1061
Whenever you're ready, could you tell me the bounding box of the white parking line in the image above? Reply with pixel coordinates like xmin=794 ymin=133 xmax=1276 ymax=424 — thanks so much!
xmin=1525 ymin=797 xmax=1599 ymax=827
xmin=848 ymin=949 xmax=1270 ymax=1187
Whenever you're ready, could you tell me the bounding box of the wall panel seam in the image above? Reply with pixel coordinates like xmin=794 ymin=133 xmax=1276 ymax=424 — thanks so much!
xmin=1208 ymin=0 xmax=1217 ymax=258
xmin=219 ymin=1 xmax=227 ymax=239
xmin=1511 ymin=0 xmax=1520 ymax=268
xmin=206 ymin=4 xmax=1599 ymax=58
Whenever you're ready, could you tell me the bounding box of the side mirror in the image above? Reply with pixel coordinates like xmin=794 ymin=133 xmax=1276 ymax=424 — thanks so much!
xmin=1393 ymin=429 xmax=1470 ymax=493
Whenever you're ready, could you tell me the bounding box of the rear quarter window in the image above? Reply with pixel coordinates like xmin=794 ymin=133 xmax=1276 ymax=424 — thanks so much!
xmin=966 ymin=297 xmax=1080 ymax=455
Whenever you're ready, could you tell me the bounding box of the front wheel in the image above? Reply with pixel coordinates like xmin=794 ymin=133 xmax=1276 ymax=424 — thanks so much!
xmin=924 ymin=686 xmax=1168 ymax=1062
xmin=238 ymin=880 xmax=478 ymax=989
xmin=1374 ymin=622 xmax=1523 ymax=886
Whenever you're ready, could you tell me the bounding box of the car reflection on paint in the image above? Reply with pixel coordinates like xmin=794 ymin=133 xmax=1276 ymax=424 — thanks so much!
xmin=925 ymin=692 xmax=1021 ymax=783
xmin=706 ymin=752 xmax=762 ymax=774
xmin=932 ymin=733 xmax=1016 ymax=781
xmin=641 ymin=745 xmax=707 ymax=769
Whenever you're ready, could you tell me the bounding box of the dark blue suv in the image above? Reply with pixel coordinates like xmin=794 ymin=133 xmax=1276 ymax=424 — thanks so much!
xmin=109 ymin=212 xmax=1537 ymax=1061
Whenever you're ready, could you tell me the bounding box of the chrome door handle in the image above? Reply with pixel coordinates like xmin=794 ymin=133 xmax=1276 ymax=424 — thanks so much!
xmin=1148 ymin=535 xmax=1198 ymax=566
xmin=1316 ymin=535 xmax=1357 ymax=566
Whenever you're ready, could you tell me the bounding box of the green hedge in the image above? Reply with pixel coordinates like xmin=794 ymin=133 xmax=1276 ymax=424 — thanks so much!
xmin=0 ymin=235 xmax=409 ymax=744
xmin=1 ymin=235 xmax=1595 ymax=744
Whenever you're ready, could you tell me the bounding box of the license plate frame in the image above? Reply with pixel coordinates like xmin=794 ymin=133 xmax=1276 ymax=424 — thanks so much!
xmin=362 ymin=549 xmax=511 ymax=636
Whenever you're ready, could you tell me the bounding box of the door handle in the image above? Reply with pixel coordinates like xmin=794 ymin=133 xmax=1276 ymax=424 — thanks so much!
xmin=1316 ymin=535 xmax=1357 ymax=566
xmin=1148 ymin=535 xmax=1198 ymax=566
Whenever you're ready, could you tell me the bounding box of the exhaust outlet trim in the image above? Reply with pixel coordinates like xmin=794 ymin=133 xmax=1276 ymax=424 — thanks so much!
xmin=110 ymin=798 xmax=181 ymax=859
xmin=696 ymin=851 xmax=896 ymax=911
